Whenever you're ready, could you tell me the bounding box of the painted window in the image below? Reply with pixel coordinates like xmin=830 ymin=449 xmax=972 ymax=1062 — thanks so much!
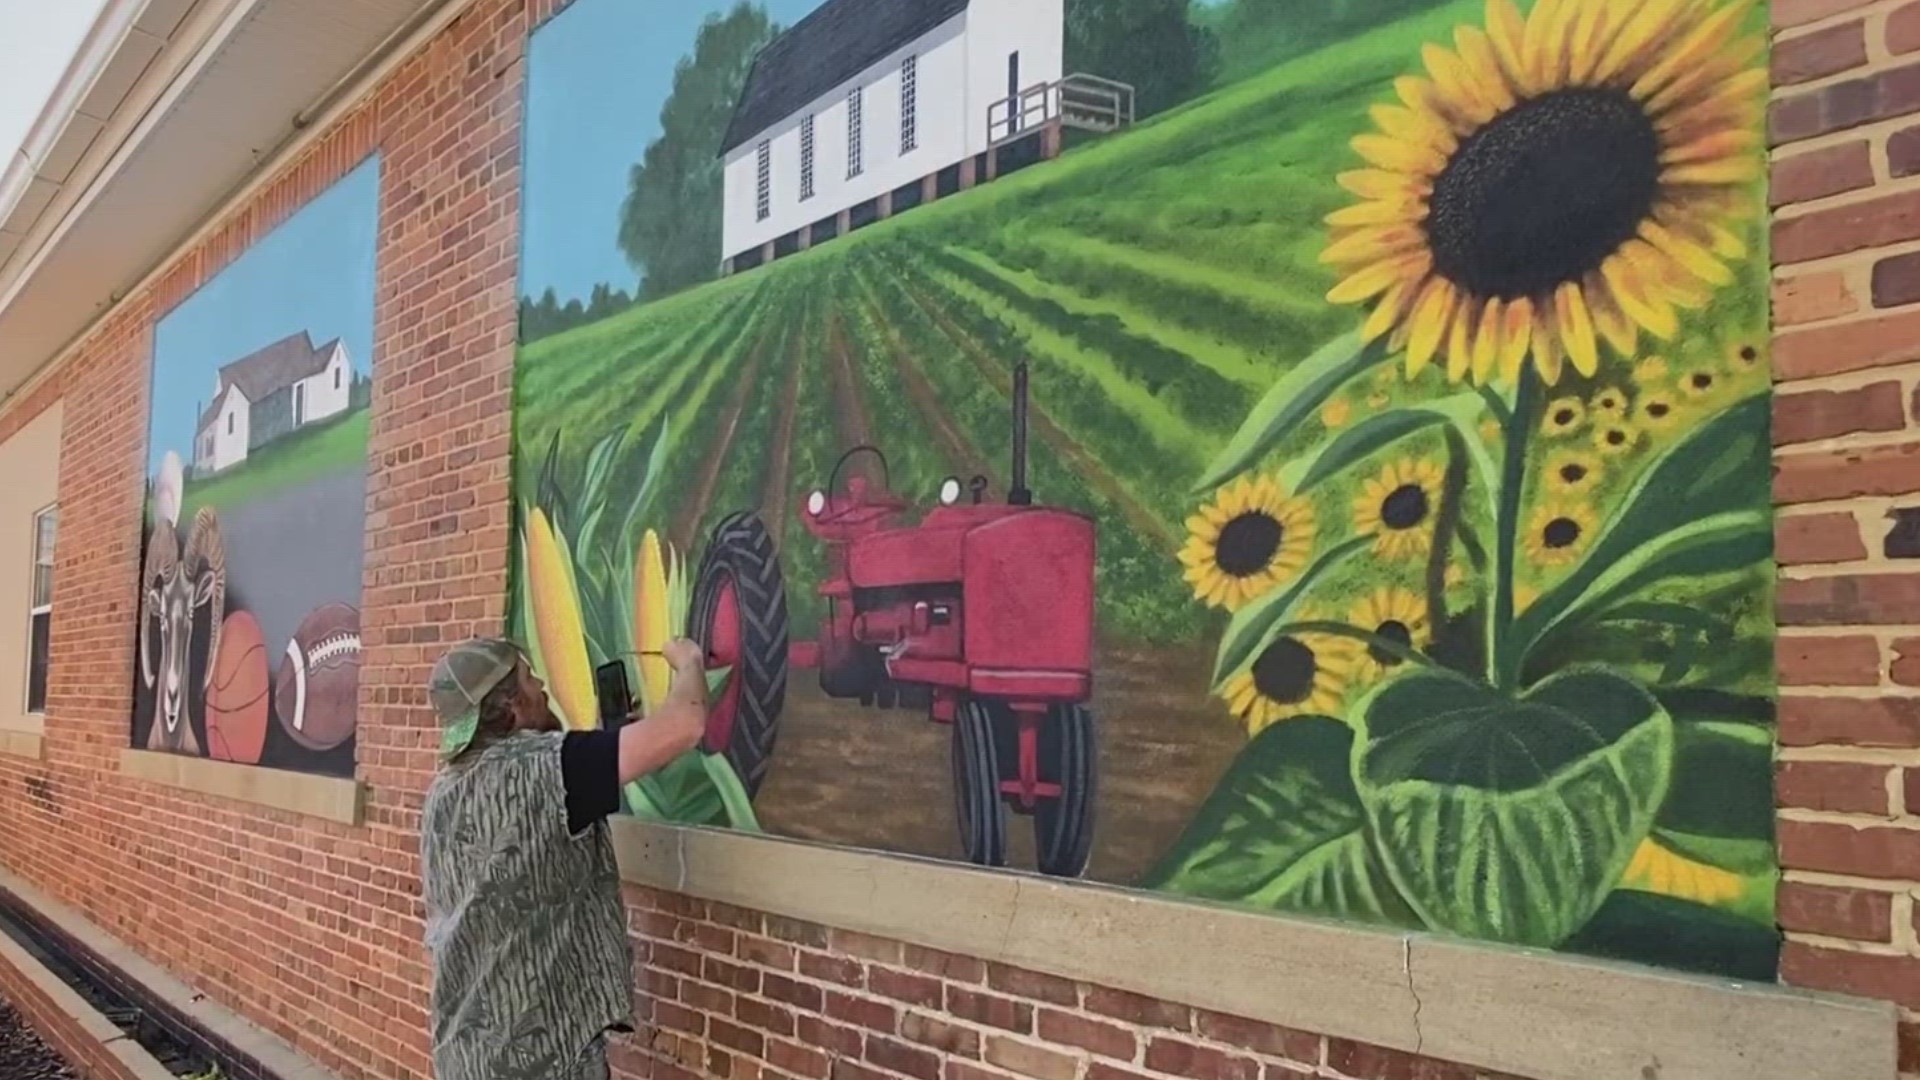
xmin=847 ymin=86 xmax=864 ymax=179
xmin=801 ymin=113 xmax=816 ymax=201
xmin=295 ymin=383 xmax=306 ymax=425
xmin=900 ymin=55 xmax=918 ymax=154
xmin=26 ymin=505 xmax=55 ymax=714
xmin=226 ymin=411 xmax=234 ymax=436
xmin=334 ymin=365 xmax=342 ymax=390
xmin=755 ymin=140 xmax=771 ymax=221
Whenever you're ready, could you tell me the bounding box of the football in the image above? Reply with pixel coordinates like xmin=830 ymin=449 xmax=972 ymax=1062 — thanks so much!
xmin=206 ymin=610 xmax=270 ymax=764
xmin=273 ymin=602 xmax=362 ymax=751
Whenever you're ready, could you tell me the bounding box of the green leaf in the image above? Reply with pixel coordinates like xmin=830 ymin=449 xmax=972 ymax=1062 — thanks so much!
xmin=1211 ymin=535 xmax=1374 ymax=689
xmin=1657 ymin=696 xmax=1777 ymax=848
xmin=1354 ymin=666 xmax=1673 ymax=947
xmin=629 ymin=752 xmax=727 ymax=826
xmin=1193 ymin=331 xmax=1389 ymax=493
xmin=1513 ymin=395 xmax=1771 ymax=662
xmin=700 ymin=753 xmax=763 ymax=831
xmin=1651 ymin=829 xmax=1777 ymax=877
xmin=621 ymin=416 xmax=673 ymax=538
xmin=1564 ymin=891 xmax=1779 ymax=982
xmin=705 ymin=665 xmax=734 ymax=698
xmin=1141 ymin=717 xmax=1417 ymax=927
xmin=1281 ymin=392 xmax=1497 ymax=502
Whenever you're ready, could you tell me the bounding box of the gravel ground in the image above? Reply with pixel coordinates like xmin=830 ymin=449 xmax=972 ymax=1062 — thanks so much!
xmin=0 ymin=995 xmax=77 ymax=1080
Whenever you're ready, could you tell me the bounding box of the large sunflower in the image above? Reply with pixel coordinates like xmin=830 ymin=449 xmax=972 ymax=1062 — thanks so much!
xmin=1353 ymin=458 xmax=1444 ymax=559
xmin=1322 ymin=0 xmax=1763 ymax=386
xmin=1221 ymin=632 xmax=1355 ymax=734
xmin=1182 ymin=474 xmax=1317 ymax=611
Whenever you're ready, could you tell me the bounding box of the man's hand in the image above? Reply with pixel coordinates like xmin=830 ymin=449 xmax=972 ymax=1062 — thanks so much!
xmin=662 ymin=638 xmax=705 ymax=675
xmin=615 ymin=638 xmax=711 ymax=785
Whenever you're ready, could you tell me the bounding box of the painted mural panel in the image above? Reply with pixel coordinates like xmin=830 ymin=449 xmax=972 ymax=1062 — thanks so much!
xmin=132 ymin=158 xmax=380 ymax=778
xmin=512 ymin=0 xmax=1776 ymax=978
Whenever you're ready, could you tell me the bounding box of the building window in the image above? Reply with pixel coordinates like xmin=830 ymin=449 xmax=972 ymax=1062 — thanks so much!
xmin=226 ymin=412 xmax=234 ymax=436
xmin=755 ymin=140 xmax=771 ymax=222
xmin=26 ymin=506 xmax=55 ymax=714
xmin=847 ymin=86 xmax=864 ymax=179
xmin=334 ymin=366 xmax=342 ymax=390
xmin=800 ymin=114 xmax=816 ymax=201
xmin=900 ymin=55 xmax=918 ymax=154
xmin=294 ymin=384 xmax=306 ymax=425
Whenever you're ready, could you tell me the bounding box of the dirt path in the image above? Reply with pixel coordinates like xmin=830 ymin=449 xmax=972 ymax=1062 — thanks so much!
xmin=900 ymin=285 xmax=1180 ymax=551
xmin=671 ymin=348 xmax=764 ymax=552
xmin=854 ymin=280 xmax=996 ymax=482
xmin=759 ymin=332 xmax=808 ymax=552
xmin=826 ymin=310 xmax=877 ymax=485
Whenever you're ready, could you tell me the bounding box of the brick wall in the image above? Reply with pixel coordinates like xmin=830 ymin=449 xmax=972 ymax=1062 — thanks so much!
xmin=0 ymin=2 xmax=1915 ymax=1080
xmin=1769 ymin=1 xmax=1920 ymax=1074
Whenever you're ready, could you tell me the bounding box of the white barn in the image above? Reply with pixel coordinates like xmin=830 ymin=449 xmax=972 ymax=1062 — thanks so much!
xmin=718 ymin=0 xmax=1099 ymax=273
xmin=193 ymin=331 xmax=354 ymax=475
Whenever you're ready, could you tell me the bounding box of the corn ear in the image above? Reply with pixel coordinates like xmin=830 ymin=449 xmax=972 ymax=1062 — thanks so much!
xmin=635 ymin=529 xmax=672 ymax=713
xmin=526 ymin=506 xmax=598 ymax=730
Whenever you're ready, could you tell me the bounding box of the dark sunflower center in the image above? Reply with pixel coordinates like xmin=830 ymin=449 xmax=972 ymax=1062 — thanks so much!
xmin=1424 ymin=88 xmax=1661 ymax=299
xmin=1368 ymin=620 xmax=1413 ymax=667
xmin=1252 ymin=637 xmax=1318 ymax=705
xmin=1647 ymin=400 xmax=1671 ymax=418
xmin=1559 ymin=463 xmax=1588 ymax=484
xmin=1381 ymin=484 xmax=1430 ymax=530
xmin=1552 ymin=407 xmax=1579 ymax=427
xmin=1543 ymin=517 xmax=1582 ymax=548
xmin=1216 ymin=512 xmax=1284 ymax=577
xmin=1604 ymin=428 xmax=1628 ymax=446
xmin=1739 ymin=346 xmax=1758 ymax=364
xmin=1690 ymin=372 xmax=1714 ymax=390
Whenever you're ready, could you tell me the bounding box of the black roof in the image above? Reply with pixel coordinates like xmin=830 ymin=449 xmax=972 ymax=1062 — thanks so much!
xmin=719 ymin=0 xmax=969 ymax=155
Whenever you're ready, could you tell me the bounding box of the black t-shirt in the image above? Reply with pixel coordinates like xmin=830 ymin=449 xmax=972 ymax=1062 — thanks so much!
xmin=560 ymin=729 xmax=623 ymax=835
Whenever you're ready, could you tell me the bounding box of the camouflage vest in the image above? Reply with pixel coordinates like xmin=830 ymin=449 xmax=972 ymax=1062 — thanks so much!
xmin=422 ymin=731 xmax=633 ymax=1080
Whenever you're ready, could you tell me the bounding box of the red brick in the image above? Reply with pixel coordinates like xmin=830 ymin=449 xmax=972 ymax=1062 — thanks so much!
xmin=1194 ymin=1012 xmax=1320 ymax=1064
xmin=1773 ymin=268 xmax=1861 ymax=325
xmin=798 ymin=1015 xmax=866 ymax=1058
xmin=835 ymin=1059 xmax=893 ymax=1080
xmin=901 ymin=1012 xmax=983 ymax=1057
xmin=1779 ymin=819 xmax=1920 ymax=877
xmin=1777 ymin=882 xmax=1894 ymax=942
xmin=1892 ymin=638 xmax=1920 ymax=686
xmin=946 ymin=987 xmax=1034 ymax=1034
xmin=868 ymin=1036 xmax=942 ymax=1080
xmin=1774 ymin=308 xmax=1920 ymax=379
xmin=1781 ymin=695 xmax=1920 ymax=747
xmin=1900 ymin=1019 xmax=1920 ymax=1074
xmin=1324 ymin=1041 xmax=1476 ymax=1080
xmin=770 ymin=1038 xmax=832 ymax=1079
xmin=1781 ymin=942 xmax=1920 ymax=1009
xmin=1777 ymin=759 xmax=1893 ymax=815
xmin=684 ymin=980 xmax=736 ymax=1017
xmin=740 ymin=936 xmax=798 ymax=971
xmin=1037 ymin=1009 xmax=1137 ymax=1060
xmin=1778 ymin=635 xmax=1881 ymax=685
xmin=1777 ymin=0 xmax=1874 ymax=29
xmin=1893 ymin=1 xmax=1920 ymax=54
xmin=1089 ymin=1065 xmax=1161 ymax=1080
xmin=712 ymin=1018 xmax=767 ymax=1059
xmin=869 ymin=967 xmax=944 ymax=1009
xmin=767 ymin=917 xmax=831 ymax=949
xmin=827 ymin=990 xmax=899 ymax=1033
xmin=1083 ymin=987 xmax=1191 ymax=1031
xmin=1262 ymin=1067 xmax=1314 ymax=1080
xmin=986 ymin=964 xmax=1079 ymax=1007
xmin=833 ymin=930 xmax=904 ymax=965
xmin=707 ymin=955 xmax=763 ymax=993
xmin=802 ymin=952 xmax=867 ymax=989
xmin=1145 ymin=1037 xmax=1259 ymax=1080
xmin=765 ymin=973 xmax=825 ymax=1012
xmin=1774 ymin=21 xmax=1868 ymax=85
xmin=739 ymin=997 xmax=799 ymax=1038
xmin=985 ymin=1037 xmax=1080 ymax=1080
xmin=1907 ymin=767 xmax=1920 ymax=814
xmin=1778 ymin=572 xmax=1920 ymax=623
xmin=1773 ymin=382 xmax=1908 ymax=445
xmin=1777 ymin=513 xmax=1869 ymax=566
xmin=1770 ymin=60 xmax=1920 ymax=146
xmin=1874 ymin=250 xmax=1920 ymax=314
xmin=1891 ymin=122 xmax=1920 ymax=177
xmin=905 ymin=946 xmax=986 ymax=984
xmin=947 ymin=1061 xmax=1019 ymax=1080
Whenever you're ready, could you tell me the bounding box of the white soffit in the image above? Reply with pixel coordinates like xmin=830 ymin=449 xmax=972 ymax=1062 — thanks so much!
xmin=0 ymin=0 xmax=442 ymax=404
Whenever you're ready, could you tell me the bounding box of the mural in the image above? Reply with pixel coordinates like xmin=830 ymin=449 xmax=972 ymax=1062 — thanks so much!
xmin=512 ymin=0 xmax=1777 ymax=978
xmin=132 ymin=158 xmax=380 ymax=779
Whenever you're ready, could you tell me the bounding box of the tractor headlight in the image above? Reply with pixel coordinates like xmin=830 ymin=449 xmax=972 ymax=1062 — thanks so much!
xmin=938 ymin=477 xmax=962 ymax=506
xmin=806 ymin=490 xmax=827 ymax=516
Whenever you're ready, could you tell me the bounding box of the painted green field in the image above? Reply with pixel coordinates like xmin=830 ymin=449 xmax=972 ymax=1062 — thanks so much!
xmin=178 ymin=408 xmax=370 ymax=520
xmin=512 ymin=0 xmax=1768 ymax=646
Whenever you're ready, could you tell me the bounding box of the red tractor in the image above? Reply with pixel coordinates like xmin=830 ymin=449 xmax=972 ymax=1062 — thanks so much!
xmin=689 ymin=364 xmax=1099 ymax=877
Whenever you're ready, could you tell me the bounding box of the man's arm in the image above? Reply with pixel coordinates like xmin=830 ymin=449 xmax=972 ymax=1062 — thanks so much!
xmin=616 ymin=642 xmax=708 ymax=785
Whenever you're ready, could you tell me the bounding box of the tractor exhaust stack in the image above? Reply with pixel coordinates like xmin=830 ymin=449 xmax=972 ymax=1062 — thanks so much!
xmin=1009 ymin=362 xmax=1032 ymax=506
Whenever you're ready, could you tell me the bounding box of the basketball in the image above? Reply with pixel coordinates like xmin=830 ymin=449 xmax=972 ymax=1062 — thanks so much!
xmin=205 ymin=610 xmax=270 ymax=764
xmin=273 ymin=602 xmax=362 ymax=751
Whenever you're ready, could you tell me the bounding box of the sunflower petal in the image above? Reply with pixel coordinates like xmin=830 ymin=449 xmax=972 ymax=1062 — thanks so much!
xmin=1664 ymin=157 xmax=1762 ymax=185
xmin=1473 ymin=299 xmax=1503 ymax=383
xmin=1499 ymin=297 xmax=1532 ymax=383
xmin=1586 ymin=273 xmax=1639 ymax=356
xmin=1322 ymin=225 xmax=1422 ymax=265
xmin=1533 ymin=301 xmax=1566 ymax=385
xmin=1352 ymin=133 xmax=1448 ymax=175
xmin=1338 ymin=168 xmax=1427 ymax=200
xmin=1447 ymin=301 xmax=1476 ymax=382
xmin=1640 ymin=220 xmax=1733 ymax=287
xmin=1453 ymin=27 xmax=1516 ymax=112
xmin=1603 ymin=249 xmax=1679 ymax=340
xmin=1594 ymin=0 xmax=1688 ymax=84
xmin=1555 ymin=283 xmax=1599 ymax=378
xmin=1564 ymin=0 xmax=1613 ymax=84
xmin=1325 ymin=199 xmax=1424 ymax=228
xmin=1661 ymin=127 xmax=1758 ymax=166
xmin=1630 ymin=2 xmax=1749 ymax=107
xmin=1363 ymin=279 xmax=1414 ymax=342
xmin=1484 ymin=0 xmax=1533 ymax=93
xmin=1369 ymin=102 xmax=1457 ymax=154
xmin=1407 ymin=280 xmax=1455 ymax=377
xmin=1423 ymin=42 xmax=1496 ymax=126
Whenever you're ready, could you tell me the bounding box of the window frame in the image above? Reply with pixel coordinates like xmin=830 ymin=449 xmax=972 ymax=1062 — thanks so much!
xmin=25 ymin=503 xmax=55 ymax=716
xmin=800 ymin=113 xmax=817 ymax=201
xmin=900 ymin=55 xmax=918 ymax=155
xmin=847 ymin=85 xmax=864 ymax=179
xmin=755 ymin=140 xmax=772 ymax=222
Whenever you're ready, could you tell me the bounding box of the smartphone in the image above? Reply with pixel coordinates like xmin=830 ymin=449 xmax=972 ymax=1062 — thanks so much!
xmin=594 ymin=659 xmax=634 ymax=732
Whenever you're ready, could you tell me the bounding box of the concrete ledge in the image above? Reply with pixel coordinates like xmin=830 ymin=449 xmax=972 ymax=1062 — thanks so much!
xmin=0 ymin=726 xmax=43 ymax=760
xmin=118 ymin=749 xmax=364 ymax=825
xmin=0 ymin=866 xmax=343 ymax=1080
xmin=0 ymin=922 xmax=174 ymax=1080
xmin=612 ymin=820 xmax=1900 ymax=1080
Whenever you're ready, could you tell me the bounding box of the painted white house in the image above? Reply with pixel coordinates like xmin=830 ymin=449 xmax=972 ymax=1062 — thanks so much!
xmin=193 ymin=331 xmax=354 ymax=475
xmin=717 ymin=0 xmax=1066 ymax=270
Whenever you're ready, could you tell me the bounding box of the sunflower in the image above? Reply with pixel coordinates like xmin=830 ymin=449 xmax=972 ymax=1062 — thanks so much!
xmin=1591 ymin=386 xmax=1629 ymax=416
xmin=1182 ymin=474 xmax=1317 ymax=611
xmin=1679 ymin=368 xmax=1719 ymax=398
xmin=1545 ymin=450 xmax=1602 ymax=494
xmin=1593 ymin=421 xmax=1639 ymax=455
xmin=1479 ymin=417 xmax=1502 ymax=444
xmin=1634 ymin=356 xmax=1670 ymax=384
xmin=1221 ymin=633 xmax=1356 ymax=734
xmin=1354 ymin=458 xmax=1444 ymax=558
xmin=1348 ymin=587 xmax=1432 ymax=683
xmin=1726 ymin=340 xmax=1762 ymax=373
xmin=1321 ymin=0 xmax=1762 ymax=387
xmin=1542 ymin=397 xmax=1587 ymax=436
xmin=1637 ymin=391 xmax=1682 ymax=430
xmin=1526 ymin=500 xmax=1598 ymax=567
xmin=1323 ymin=396 xmax=1354 ymax=429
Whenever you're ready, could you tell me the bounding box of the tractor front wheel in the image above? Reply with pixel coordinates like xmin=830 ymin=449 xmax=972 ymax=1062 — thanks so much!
xmin=951 ymin=702 xmax=1008 ymax=868
xmin=690 ymin=511 xmax=790 ymax=798
xmin=1033 ymin=704 xmax=1097 ymax=878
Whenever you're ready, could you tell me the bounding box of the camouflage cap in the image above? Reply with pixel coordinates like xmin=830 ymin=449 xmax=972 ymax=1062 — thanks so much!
xmin=429 ymin=638 xmax=523 ymax=760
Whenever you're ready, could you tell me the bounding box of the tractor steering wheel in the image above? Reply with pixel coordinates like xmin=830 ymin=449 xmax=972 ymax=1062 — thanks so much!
xmin=819 ymin=445 xmax=900 ymax=523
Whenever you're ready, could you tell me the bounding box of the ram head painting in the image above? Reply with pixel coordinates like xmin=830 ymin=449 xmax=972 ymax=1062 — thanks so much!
xmin=139 ymin=506 xmax=226 ymax=754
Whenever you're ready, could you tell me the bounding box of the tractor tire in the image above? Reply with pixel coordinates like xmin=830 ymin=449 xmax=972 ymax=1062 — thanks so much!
xmin=1033 ymin=705 xmax=1097 ymax=878
xmin=690 ymin=511 xmax=790 ymax=799
xmin=951 ymin=702 xmax=1008 ymax=869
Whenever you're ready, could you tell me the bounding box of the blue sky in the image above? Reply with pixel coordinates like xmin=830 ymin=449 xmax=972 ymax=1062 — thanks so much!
xmin=147 ymin=157 xmax=380 ymax=476
xmin=520 ymin=0 xmax=823 ymax=303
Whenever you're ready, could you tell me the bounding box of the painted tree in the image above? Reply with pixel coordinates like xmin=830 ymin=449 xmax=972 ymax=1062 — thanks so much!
xmin=617 ymin=3 xmax=778 ymax=301
xmin=1066 ymin=0 xmax=1218 ymax=120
